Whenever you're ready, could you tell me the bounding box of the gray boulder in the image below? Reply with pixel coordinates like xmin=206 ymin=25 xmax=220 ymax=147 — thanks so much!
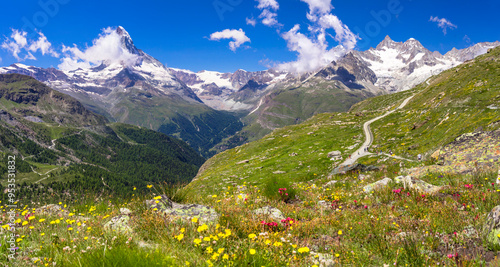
xmin=253 ymin=206 xmax=285 ymax=222
xmin=363 ymin=178 xmax=392 ymax=193
xmin=401 ymin=176 xmax=444 ymax=195
xmin=483 ymin=205 xmax=500 ymax=247
xmin=146 ymin=195 xmax=219 ymax=224
xmin=104 ymin=215 xmax=133 ymax=234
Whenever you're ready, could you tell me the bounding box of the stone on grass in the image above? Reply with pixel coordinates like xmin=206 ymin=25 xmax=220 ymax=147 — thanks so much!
xmin=401 ymin=176 xmax=444 ymax=195
xmin=327 ymin=151 xmax=341 ymax=158
xmin=324 ymin=180 xmax=338 ymax=187
xmin=120 ymin=208 xmax=132 ymax=215
xmin=363 ymin=178 xmax=392 ymax=193
xmin=104 ymin=215 xmax=133 ymax=234
xmin=483 ymin=205 xmax=500 ymax=247
xmin=310 ymin=252 xmax=335 ymax=267
xmin=146 ymin=195 xmax=219 ymax=224
xmin=253 ymin=206 xmax=285 ymax=222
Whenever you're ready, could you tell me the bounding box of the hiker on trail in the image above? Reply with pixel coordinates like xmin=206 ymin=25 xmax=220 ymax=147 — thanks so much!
xmin=418 ymin=154 xmax=422 ymax=161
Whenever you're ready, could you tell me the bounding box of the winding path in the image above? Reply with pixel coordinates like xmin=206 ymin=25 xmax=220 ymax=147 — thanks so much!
xmin=340 ymin=95 xmax=415 ymax=166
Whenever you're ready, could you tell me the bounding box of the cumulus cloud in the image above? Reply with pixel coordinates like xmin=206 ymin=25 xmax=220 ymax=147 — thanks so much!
xmin=255 ymin=0 xmax=280 ymax=27
xmin=1 ymin=29 xmax=58 ymax=61
xmin=301 ymin=0 xmax=333 ymax=21
xmin=58 ymin=27 xmax=140 ymax=71
xmin=246 ymin=17 xmax=257 ymax=27
xmin=429 ymin=16 xmax=457 ymax=35
xmin=276 ymin=24 xmax=347 ymax=73
xmin=265 ymin=0 xmax=358 ymax=73
xmin=209 ymin=29 xmax=251 ymax=52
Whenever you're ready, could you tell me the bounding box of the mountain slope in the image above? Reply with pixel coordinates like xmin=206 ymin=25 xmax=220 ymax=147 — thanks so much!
xmin=0 ymin=27 xmax=243 ymax=157
xmin=181 ymin=45 xmax=500 ymax=200
xmin=0 ymin=74 xmax=204 ymax=194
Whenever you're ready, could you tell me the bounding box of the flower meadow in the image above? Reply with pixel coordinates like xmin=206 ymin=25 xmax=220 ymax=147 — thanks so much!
xmin=2 ymin=166 xmax=500 ymax=266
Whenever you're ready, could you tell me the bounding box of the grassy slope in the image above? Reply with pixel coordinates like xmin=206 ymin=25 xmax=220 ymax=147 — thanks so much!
xmin=351 ymin=47 xmax=500 ymax=160
xmin=213 ymin=78 xmax=379 ymax=154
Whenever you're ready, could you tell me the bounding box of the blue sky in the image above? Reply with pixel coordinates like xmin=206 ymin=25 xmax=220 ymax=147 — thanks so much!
xmin=0 ymin=0 xmax=498 ymax=73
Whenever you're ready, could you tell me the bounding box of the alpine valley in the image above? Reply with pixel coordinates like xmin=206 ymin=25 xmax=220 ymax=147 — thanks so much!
xmin=1 ymin=27 xmax=498 ymax=156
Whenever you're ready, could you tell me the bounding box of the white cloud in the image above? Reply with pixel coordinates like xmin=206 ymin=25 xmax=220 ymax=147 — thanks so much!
xmin=261 ymin=0 xmax=358 ymax=73
xmin=300 ymin=0 xmax=333 ymax=21
xmin=259 ymin=9 xmax=280 ymax=27
xmin=318 ymin=14 xmax=358 ymax=50
xmin=29 ymin=32 xmax=59 ymax=57
xmin=246 ymin=17 xmax=257 ymax=27
xmin=255 ymin=0 xmax=280 ymax=27
xmin=256 ymin=0 xmax=279 ymax=10
xmin=58 ymin=27 xmax=140 ymax=71
xmin=429 ymin=16 xmax=457 ymax=35
xmin=1 ymin=29 xmax=58 ymax=61
xmin=276 ymin=24 xmax=347 ymax=73
xmin=209 ymin=29 xmax=251 ymax=52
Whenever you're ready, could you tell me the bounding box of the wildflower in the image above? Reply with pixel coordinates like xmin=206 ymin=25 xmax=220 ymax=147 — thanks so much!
xmin=273 ymin=241 xmax=283 ymax=247
xmin=297 ymin=247 xmax=310 ymax=253
xmin=68 ymin=228 xmax=73 ymax=231
xmin=249 ymin=249 xmax=256 ymax=255
xmin=335 ymin=253 xmax=340 ymax=257
xmin=338 ymin=230 xmax=343 ymax=235
xmin=203 ymin=237 xmax=211 ymax=242
xmin=39 ymin=219 xmax=46 ymax=223
xmin=22 ymin=221 xmax=28 ymax=226
xmin=154 ymin=196 xmax=162 ymax=200
xmin=248 ymin=233 xmax=257 ymax=239
xmin=222 ymin=254 xmax=229 ymax=260
xmin=197 ymin=224 xmax=209 ymax=232
xmin=147 ymin=185 xmax=153 ymax=189
xmin=84 ymin=237 xmax=88 ymax=240
xmin=218 ymin=248 xmax=225 ymax=254
xmin=193 ymin=238 xmax=202 ymax=245
xmin=40 ymin=233 xmax=45 ymax=236
xmin=191 ymin=217 xmax=198 ymax=223
xmin=133 ymin=187 xmax=136 ymax=190
xmin=176 ymin=234 xmax=184 ymax=241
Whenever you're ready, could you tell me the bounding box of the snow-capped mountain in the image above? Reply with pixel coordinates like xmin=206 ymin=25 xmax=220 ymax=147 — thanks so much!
xmin=169 ymin=68 xmax=292 ymax=110
xmin=353 ymin=36 xmax=500 ymax=92
xmin=0 ymin=26 xmax=243 ymax=157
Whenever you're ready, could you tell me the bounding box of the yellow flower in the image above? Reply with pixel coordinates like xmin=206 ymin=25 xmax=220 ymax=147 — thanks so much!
xmin=297 ymin=247 xmax=310 ymax=253
xmin=248 ymin=233 xmax=257 ymax=239
xmin=68 ymin=227 xmax=73 ymax=231
xmin=218 ymin=248 xmax=225 ymax=254
xmin=40 ymin=233 xmax=45 ymax=236
xmin=22 ymin=221 xmax=29 ymax=226
xmin=68 ymin=213 xmax=74 ymax=217
xmin=55 ymin=219 xmax=60 ymax=224
xmin=154 ymin=196 xmax=162 ymax=200
xmin=212 ymin=195 xmax=217 ymax=198
xmin=133 ymin=187 xmax=136 ymax=191
xmin=273 ymin=241 xmax=283 ymax=247
xmin=39 ymin=219 xmax=46 ymax=223
xmin=176 ymin=234 xmax=184 ymax=241
xmin=194 ymin=238 xmax=202 ymax=245
xmin=203 ymin=237 xmax=211 ymax=242
xmin=335 ymin=253 xmax=340 ymax=257
xmin=265 ymin=239 xmax=271 ymax=245
xmin=29 ymin=216 xmax=35 ymax=221
xmin=224 ymin=229 xmax=231 ymax=237
xmin=147 ymin=185 xmax=153 ymax=189
xmin=249 ymin=249 xmax=256 ymax=255
xmin=191 ymin=217 xmax=198 ymax=223
xmin=206 ymin=246 xmax=213 ymax=254
xmin=22 ymin=210 xmax=28 ymax=216
xmin=338 ymin=230 xmax=343 ymax=235
xmin=84 ymin=236 xmax=88 ymax=240
xmin=197 ymin=224 xmax=209 ymax=232
xmin=16 ymin=238 xmax=22 ymax=242
xmin=180 ymin=228 xmax=185 ymax=233
xmin=14 ymin=219 xmax=21 ymax=224
xmin=222 ymin=254 xmax=229 ymax=260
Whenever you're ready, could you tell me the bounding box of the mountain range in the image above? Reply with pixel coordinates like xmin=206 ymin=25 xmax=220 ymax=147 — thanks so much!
xmin=1 ymin=26 xmax=498 ymax=156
